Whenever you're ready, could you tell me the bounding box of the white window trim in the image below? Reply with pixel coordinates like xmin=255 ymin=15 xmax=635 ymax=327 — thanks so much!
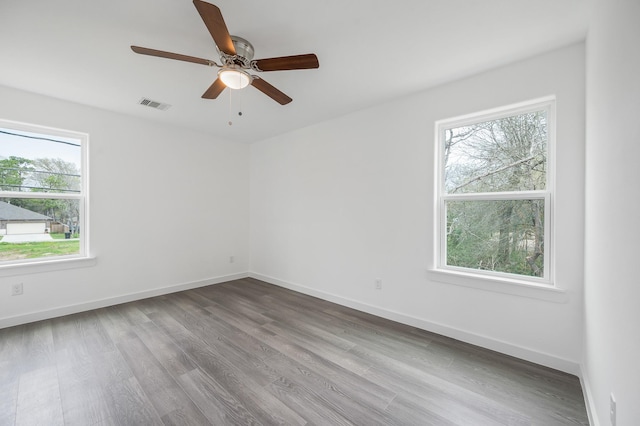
xmin=431 ymin=96 xmax=557 ymax=295
xmin=0 ymin=118 xmax=93 ymax=272
xmin=0 ymin=256 xmax=97 ymax=277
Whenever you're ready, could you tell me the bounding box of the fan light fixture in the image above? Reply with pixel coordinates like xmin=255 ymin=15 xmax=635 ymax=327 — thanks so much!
xmin=219 ymin=66 xmax=251 ymax=89
xmin=130 ymin=2 xmax=319 ymax=105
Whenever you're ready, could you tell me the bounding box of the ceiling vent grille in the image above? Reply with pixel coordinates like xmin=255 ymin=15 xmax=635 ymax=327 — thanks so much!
xmin=138 ymin=98 xmax=171 ymax=111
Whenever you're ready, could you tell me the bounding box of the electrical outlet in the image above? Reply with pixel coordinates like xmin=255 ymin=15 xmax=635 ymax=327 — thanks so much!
xmin=610 ymin=393 xmax=616 ymax=426
xmin=374 ymin=279 xmax=382 ymax=290
xmin=11 ymin=283 xmax=23 ymax=296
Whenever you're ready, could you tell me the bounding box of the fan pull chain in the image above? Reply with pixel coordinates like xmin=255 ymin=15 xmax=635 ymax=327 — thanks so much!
xmin=228 ymin=87 xmax=233 ymax=126
xmin=227 ymin=86 xmax=244 ymax=126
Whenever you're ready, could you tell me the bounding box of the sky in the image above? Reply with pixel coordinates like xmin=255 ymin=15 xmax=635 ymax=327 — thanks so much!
xmin=0 ymin=127 xmax=81 ymax=169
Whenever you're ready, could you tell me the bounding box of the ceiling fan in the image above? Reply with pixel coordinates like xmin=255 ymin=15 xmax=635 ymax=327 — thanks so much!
xmin=131 ymin=0 xmax=319 ymax=105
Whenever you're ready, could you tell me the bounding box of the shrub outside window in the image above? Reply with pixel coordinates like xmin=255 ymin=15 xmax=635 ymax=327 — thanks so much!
xmin=0 ymin=120 xmax=88 ymax=266
xmin=435 ymin=97 xmax=554 ymax=284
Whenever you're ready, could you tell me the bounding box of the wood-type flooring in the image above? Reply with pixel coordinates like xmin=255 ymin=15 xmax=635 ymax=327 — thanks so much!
xmin=0 ymin=278 xmax=589 ymax=425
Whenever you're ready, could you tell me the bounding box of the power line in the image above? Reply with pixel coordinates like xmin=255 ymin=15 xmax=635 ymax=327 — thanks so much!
xmin=0 ymin=129 xmax=81 ymax=147
xmin=0 ymin=166 xmax=80 ymax=178
xmin=0 ymin=183 xmax=81 ymax=194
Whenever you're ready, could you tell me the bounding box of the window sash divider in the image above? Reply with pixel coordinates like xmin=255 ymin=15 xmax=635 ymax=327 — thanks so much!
xmin=442 ymin=190 xmax=548 ymax=201
xmin=0 ymin=191 xmax=83 ymax=200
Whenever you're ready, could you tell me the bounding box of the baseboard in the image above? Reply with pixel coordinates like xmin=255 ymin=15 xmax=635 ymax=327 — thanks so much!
xmin=249 ymin=272 xmax=581 ymax=376
xmin=579 ymin=365 xmax=600 ymax=426
xmin=0 ymin=272 xmax=249 ymax=329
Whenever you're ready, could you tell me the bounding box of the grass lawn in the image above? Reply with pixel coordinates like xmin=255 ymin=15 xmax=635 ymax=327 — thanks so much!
xmin=50 ymin=233 xmax=80 ymax=240
xmin=0 ymin=240 xmax=80 ymax=260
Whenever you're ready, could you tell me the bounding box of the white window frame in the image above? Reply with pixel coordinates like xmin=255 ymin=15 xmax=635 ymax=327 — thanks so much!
xmin=0 ymin=118 xmax=92 ymax=274
xmin=433 ymin=96 xmax=556 ymax=290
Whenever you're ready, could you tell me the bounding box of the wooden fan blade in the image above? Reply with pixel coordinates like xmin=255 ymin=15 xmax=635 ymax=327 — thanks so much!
xmin=253 ymin=54 xmax=319 ymax=72
xmin=251 ymin=77 xmax=292 ymax=105
xmin=202 ymin=78 xmax=226 ymax=99
xmin=131 ymin=46 xmax=214 ymax=66
xmin=193 ymin=0 xmax=235 ymax=55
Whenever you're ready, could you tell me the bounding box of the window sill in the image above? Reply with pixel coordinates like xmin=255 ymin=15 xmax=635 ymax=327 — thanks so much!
xmin=0 ymin=256 xmax=97 ymax=277
xmin=427 ymin=268 xmax=568 ymax=303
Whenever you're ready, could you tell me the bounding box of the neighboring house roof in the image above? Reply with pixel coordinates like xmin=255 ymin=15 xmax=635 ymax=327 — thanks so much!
xmin=0 ymin=201 xmax=51 ymax=221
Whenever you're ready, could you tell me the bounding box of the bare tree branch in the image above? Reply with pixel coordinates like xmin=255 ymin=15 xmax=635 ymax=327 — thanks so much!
xmin=450 ymin=155 xmax=535 ymax=193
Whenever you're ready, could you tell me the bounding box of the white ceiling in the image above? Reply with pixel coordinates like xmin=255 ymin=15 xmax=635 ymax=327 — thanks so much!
xmin=0 ymin=0 xmax=590 ymax=143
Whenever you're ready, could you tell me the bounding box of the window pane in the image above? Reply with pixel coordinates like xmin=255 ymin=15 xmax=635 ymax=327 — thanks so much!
xmin=446 ymin=199 xmax=544 ymax=277
xmin=0 ymin=198 xmax=81 ymax=262
xmin=0 ymin=128 xmax=81 ymax=193
xmin=444 ymin=111 xmax=547 ymax=194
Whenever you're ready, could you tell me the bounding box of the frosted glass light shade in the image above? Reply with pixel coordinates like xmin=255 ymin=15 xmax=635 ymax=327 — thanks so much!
xmin=219 ymin=67 xmax=251 ymax=89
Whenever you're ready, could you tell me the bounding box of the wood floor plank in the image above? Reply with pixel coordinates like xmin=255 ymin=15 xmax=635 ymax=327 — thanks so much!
xmin=193 ymin=286 xmax=273 ymax=326
xmin=55 ymin=343 xmax=114 ymax=425
xmin=268 ymin=376 xmax=355 ymax=426
xmin=161 ymin=406 xmax=219 ymax=426
xmin=0 ymin=278 xmax=589 ymax=425
xmin=261 ymin=351 xmax=395 ymax=426
xmin=113 ymin=301 xmax=152 ymax=326
xmin=154 ymin=296 xmax=280 ymax=387
xmin=0 ymin=367 xmax=19 ymax=426
xmin=181 ymin=362 xmax=307 ymax=426
xmin=116 ymin=334 xmax=209 ymax=421
xmin=316 ymin=306 xmax=443 ymax=363
xmin=22 ymin=320 xmax=56 ymax=371
xmin=15 ymin=366 xmax=64 ymax=426
xmin=150 ymin=306 xmax=308 ymax=425
xmin=92 ymin=349 xmax=135 ymax=384
xmin=51 ymin=314 xmax=115 ymax=425
xmin=261 ymin=304 xmax=357 ymax=351
xmin=365 ymin=364 xmax=531 ymax=426
xmin=72 ymin=311 xmax=117 ymax=356
xmin=352 ymin=339 xmax=535 ymax=425
xmin=385 ymin=393 xmax=466 ymax=426
xmin=0 ymin=323 xmax=25 ymax=364
xmin=177 ymin=368 xmax=261 ymax=425
xmin=0 ymin=324 xmax=25 ymax=425
xmin=430 ymin=345 xmax=588 ymax=423
xmin=96 ymin=305 xmax=139 ymax=343
xmin=102 ymin=376 xmax=164 ymax=425
xmin=131 ymin=320 xmax=198 ymax=378
xmin=261 ymin=319 xmax=374 ymax=377
xmin=57 ymin=377 xmax=113 ymax=426
xmin=170 ymin=291 xmax=277 ymax=362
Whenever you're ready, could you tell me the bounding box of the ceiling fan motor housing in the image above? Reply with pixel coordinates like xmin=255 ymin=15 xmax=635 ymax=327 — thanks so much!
xmin=229 ymin=36 xmax=254 ymax=63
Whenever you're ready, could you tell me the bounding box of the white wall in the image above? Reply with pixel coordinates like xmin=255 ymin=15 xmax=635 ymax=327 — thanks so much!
xmin=584 ymin=0 xmax=640 ymax=424
xmin=0 ymin=85 xmax=250 ymax=326
xmin=250 ymin=44 xmax=586 ymax=373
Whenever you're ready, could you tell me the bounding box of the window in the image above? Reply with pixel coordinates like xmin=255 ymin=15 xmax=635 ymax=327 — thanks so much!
xmin=0 ymin=119 xmax=89 ymax=267
xmin=435 ymin=97 xmax=554 ymax=285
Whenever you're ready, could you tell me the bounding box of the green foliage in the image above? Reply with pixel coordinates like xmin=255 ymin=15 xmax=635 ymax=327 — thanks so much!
xmin=0 ymin=156 xmax=34 ymax=191
xmin=446 ymin=199 xmax=544 ymax=276
xmin=31 ymin=158 xmax=81 ymax=193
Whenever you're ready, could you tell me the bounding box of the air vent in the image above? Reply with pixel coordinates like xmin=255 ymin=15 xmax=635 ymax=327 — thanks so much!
xmin=138 ymin=98 xmax=171 ymax=111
